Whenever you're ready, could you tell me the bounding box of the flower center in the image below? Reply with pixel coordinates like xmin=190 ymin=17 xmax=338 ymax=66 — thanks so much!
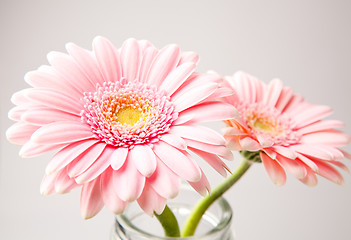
xmin=253 ymin=119 xmax=274 ymax=132
xmin=247 ymin=112 xmax=283 ymax=137
xmin=81 ymin=79 xmax=178 ymax=148
xmin=236 ymin=103 xmax=300 ymax=146
xmin=115 ymin=106 xmax=143 ymax=126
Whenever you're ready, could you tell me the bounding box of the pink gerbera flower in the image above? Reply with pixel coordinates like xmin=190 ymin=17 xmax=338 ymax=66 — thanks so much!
xmin=6 ymin=37 xmax=237 ymax=218
xmin=223 ymin=71 xmax=350 ymax=186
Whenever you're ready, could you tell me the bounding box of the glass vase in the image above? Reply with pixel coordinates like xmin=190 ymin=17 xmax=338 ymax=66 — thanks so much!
xmin=110 ymin=185 xmax=234 ymax=240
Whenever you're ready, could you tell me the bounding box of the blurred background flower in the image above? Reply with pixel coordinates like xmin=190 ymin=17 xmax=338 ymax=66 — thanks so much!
xmin=223 ymin=71 xmax=350 ymax=186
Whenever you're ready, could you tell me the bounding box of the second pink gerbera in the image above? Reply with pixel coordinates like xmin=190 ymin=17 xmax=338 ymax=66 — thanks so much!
xmin=6 ymin=37 xmax=237 ymax=218
xmin=223 ymin=71 xmax=350 ymax=186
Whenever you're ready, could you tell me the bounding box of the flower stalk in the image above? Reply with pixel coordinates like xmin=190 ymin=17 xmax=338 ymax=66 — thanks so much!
xmin=181 ymin=159 xmax=252 ymax=237
xmin=155 ymin=205 xmax=181 ymax=237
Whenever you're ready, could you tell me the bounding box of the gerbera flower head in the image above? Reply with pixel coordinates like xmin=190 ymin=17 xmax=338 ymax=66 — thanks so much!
xmin=223 ymin=71 xmax=351 ymax=186
xmin=6 ymin=37 xmax=237 ymax=219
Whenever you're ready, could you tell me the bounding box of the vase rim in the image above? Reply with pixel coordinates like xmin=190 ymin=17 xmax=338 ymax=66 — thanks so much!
xmin=115 ymin=186 xmax=233 ymax=239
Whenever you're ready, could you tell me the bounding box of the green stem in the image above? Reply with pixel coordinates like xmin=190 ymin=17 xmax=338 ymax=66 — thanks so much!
xmin=181 ymin=160 xmax=252 ymax=237
xmin=155 ymin=205 xmax=181 ymax=237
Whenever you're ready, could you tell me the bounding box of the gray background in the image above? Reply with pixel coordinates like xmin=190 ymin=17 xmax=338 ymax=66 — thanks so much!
xmin=1 ymin=0 xmax=350 ymax=239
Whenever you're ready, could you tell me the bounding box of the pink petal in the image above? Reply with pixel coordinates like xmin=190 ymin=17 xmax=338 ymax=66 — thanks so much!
xmin=80 ymin=177 xmax=104 ymax=219
xmin=282 ymin=94 xmax=304 ymax=115
xmin=241 ymin=71 xmax=259 ymax=104
xmin=178 ymin=51 xmax=199 ymax=65
xmin=148 ymin=157 xmax=181 ymax=199
xmin=75 ymin=145 xmax=116 ymax=184
xmin=225 ymin=135 xmax=242 ymax=151
xmin=24 ymin=66 xmax=84 ymax=96
xmin=227 ymin=118 xmax=250 ymax=132
xmin=293 ymin=105 xmax=333 ymax=129
xmin=46 ymin=139 xmax=98 ymax=174
xmin=129 ymin=145 xmax=157 ymax=177
xmin=300 ymin=130 xmax=351 ymax=147
xmin=172 ymin=73 xmax=221 ymax=99
xmin=20 ymin=142 xmax=66 ymax=158
xmin=276 ymin=154 xmax=307 ymax=179
xmin=145 ymin=44 xmax=180 ymax=87
xmin=40 ymin=170 xmax=60 ymax=196
xmin=159 ymin=63 xmax=196 ymax=96
xmin=264 ymin=148 xmax=277 ymax=159
xmin=229 ymin=71 xmax=258 ymax=104
xmin=288 ymin=102 xmax=319 ymax=117
xmin=297 ymin=120 xmax=344 ymax=135
xmin=8 ymin=106 xmax=26 ymax=121
xmin=24 ymin=66 xmax=83 ymax=97
xmin=113 ymin=159 xmax=145 ymax=202
xmin=263 ymin=78 xmax=283 ymax=107
xmin=46 ymin=52 xmax=96 ymax=93
xmin=318 ymin=146 xmax=345 ymax=161
xmin=340 ymin=150 xmax=351 ymax=160
xmin=173 ymin=83 xmax=218 ymax=112
xmin=25 ymin=88 xmax=82 ymax=115
xmin=256 ymin=134 xmax=274 ymax=148
xmin=185 ymin=139 xmax=233 ymax=160
xmin=137 ymin=46 xmax=158 ymax=82
xmin=222 ymin=127 xmax=246 ymax=136
xmin=6 ymin=122 xmax=39 ymax=145
xmin=160 ymin=134 xmax=187 ymax=150
xmin=188 ymin=169 xmax=211 ymax=197
xmin=239 ymin=137 xmax=262 ymax=151
xmin=203 ymin=86 xmax=234 ymax=102
xmin=179 ymin=101 xmax=239 ymax=124
xmin=224 ymin=72 xmax=245 ymax=103
xmin=314 ymin=160 xmax=344 ymax=185
xmin=189 ymin=147 xmax=229 ymax=177
xmin=67 ymin=142 xmax=106 ymax=177
xmin=297 ymin=154 xmax=319 ymax=172
xmin=92 ymin=36 xmax=122 ymax=83
xmin=22 ymin=107 xmax=80 ymax=126
xmin=137 ymin=182 xmax=167 ymax=216
xmin=171 ymin=125 xmax=225 ymax=145
xmin=138 ymin=40 xmax=154 ymax=54
xmin=24 ymin=68 xmax=59 ymax=88
xmin=31 ymin=121 xmax=95 ymax=145
xmin=275 ymin=87 xmax=294 ymax=112
xmin=299 ymin=166 xmax=318 ymax=187
xmin=110 ymin=147 xmax=128 ymax=170
xmin=260 ymin=152 xmax=286 ymax=186
xmin=65 ymin=42 xmax=105 ymax=86
xmin=253 ymin=76 xmax=265 ymax=102
xmin=173 ymin=113 xmax=194 ymax=126
xmin=329 ymin=161 xmax=349 ymax=173
xmin=100 ymin=169 xmax=127 ymax=214
xmin=55 ymin=167 xmax=79 ymax=194
xmin=270 ymin=145 xmax=297 ymax=159
xmin=11 ymin=88 xmax=31 ymax=106
xmin=153 ymin=141 xmax=202 ymax=182
xmin=290 ymin=144 xmax=333 ymax=160
xmin=120 ymin=38 xmax=140 ymax=81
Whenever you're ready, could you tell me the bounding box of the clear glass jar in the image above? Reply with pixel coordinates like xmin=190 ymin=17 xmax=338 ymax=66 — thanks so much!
xmin=110 ymin=185 xmax=234 ymax=240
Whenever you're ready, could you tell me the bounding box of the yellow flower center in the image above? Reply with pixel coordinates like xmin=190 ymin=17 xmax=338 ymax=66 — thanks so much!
xmin=246 ymin=113 xmax=283 ymax=137
xmin=253 ymin=119 xmax=274 ymax=132
xmin=115 ymin=106 xmax=143 ymax=126
xmin=81 ymin=81 xmax=177 ymax=148
xmin=234 ymin=103 xmax=301 ymax=146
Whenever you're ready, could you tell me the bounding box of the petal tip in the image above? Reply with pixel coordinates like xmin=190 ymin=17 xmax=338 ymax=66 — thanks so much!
xmin=46 ymin=51 xmax=60 ymax=62
xmin=65 ymin=42 xmax=76 ymax=52
xmin=273 ymin=181 xmax=285 ymax=186
xmin=337 ymin=179 xmax=345 ymax=186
